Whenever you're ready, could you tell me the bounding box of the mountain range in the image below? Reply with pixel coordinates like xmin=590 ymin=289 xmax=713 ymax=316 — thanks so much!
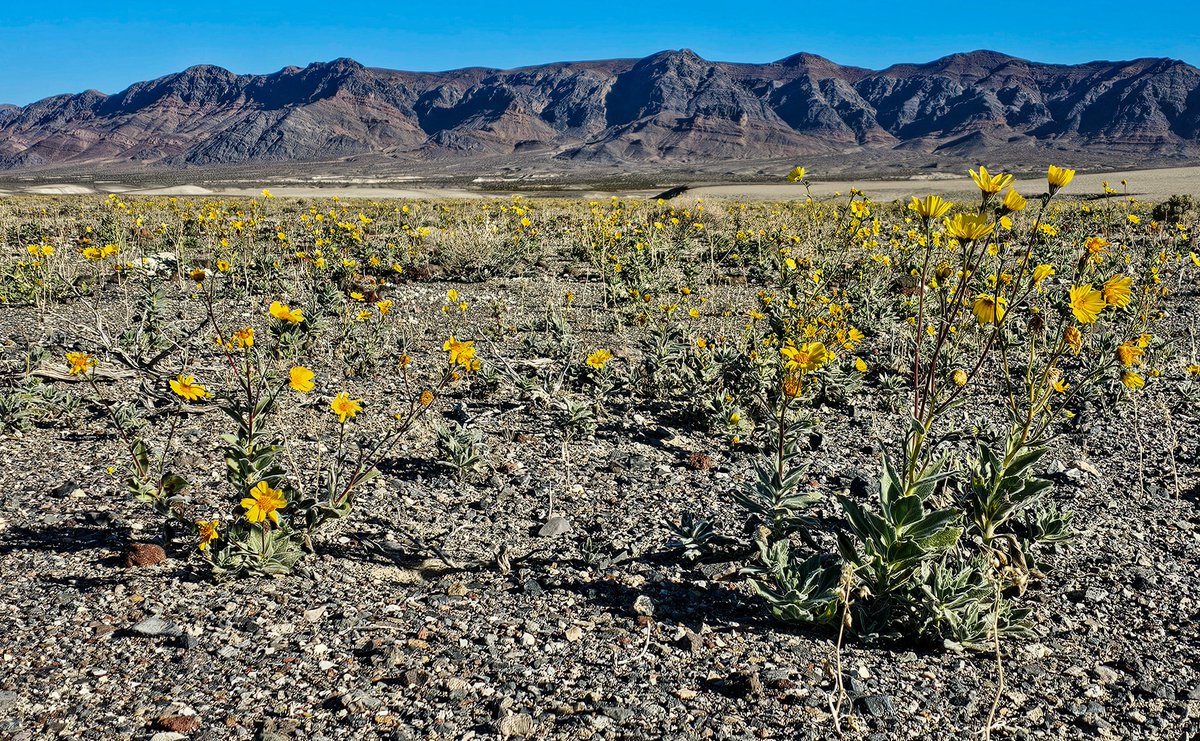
xmin=2 ymin=49 xmax=1199 ymax=172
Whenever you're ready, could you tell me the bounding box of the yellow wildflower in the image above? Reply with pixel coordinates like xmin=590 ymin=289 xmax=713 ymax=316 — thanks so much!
xmin=944 ymin=213 xmax=995 ymax=242
xmin=269 ymin=301 xmax=305 ymax=324
xmin=587 ymin=349 xmax=614 ymax=369
xmin=971 ymin=294 xmax=1007 ymax=326
xmin=781 ymin=342 xmax=834 ymax=373
xmin=241 ymin=481 xmax=286 ymax=524
xmin=1032 ymin=264 xmax=1055 ymax=285
xmin=197 ymin=520 xmax=219 ymax=551
xmin=1001 ymin=188 xmax=1027 ymax=212
xmin=443 ymin=336 xmax=477 ymax=368
xmin=908 ymin=195 xmax=952 ymax=220
xmin=1101 ymin=275 xmax=1132 ymax=309
xmin=970 ymin=166 xmax=1013 ymax=195
xmin=232 ymin=327 xmax=255 ymax=349
xmin=1047 ymin=166 xmax=1075 ymax=193
xmin=169 ymin=375 xmax=210 ymax=401
xmin=1068 ymin=285 xmax=1106 ymax=324
xmin=1121 ymin=371 xmax=1144 ymax=390
xmin=289 ymin=366 xmax=314 ymax=393
xmin=66 ymin=351 xmax=96 ymax=376
xmin=331 ymin=392 xmax=363 ymax=423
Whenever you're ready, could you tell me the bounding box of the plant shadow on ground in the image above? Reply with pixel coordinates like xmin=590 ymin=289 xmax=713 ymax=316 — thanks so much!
xmin=315 ymin=515 xmax=467 ymax=578
xmin=0 ymin=523 xmax=124 ymax=557
xmin=548 ymin=546 xmax=979 ymax=670
xmin=1180 ymin=481 xmax=1200 ymax=506
xmin=374 ymin=455 xmax=444 ymax=481
xmin=553 ymin=567 xmax=766 ymax=632
xmin=0 ymin=523 xmax=198 ymax=590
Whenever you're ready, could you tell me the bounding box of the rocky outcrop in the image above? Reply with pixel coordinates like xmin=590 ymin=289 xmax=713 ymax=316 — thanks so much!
xmin=2 ymin=50 xmax=1199 ymax=170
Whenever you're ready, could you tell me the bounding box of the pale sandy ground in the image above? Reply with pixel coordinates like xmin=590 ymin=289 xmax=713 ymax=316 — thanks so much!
xmin=0 ymin=183 xmax=483 ymax=199
xmin=22 ymin=184 xmax=96 ymax=195
xmin=122 ymin=185 xmax=484 ymax=199
xmin=0 ymin=166 xmax=1195 ymax=201
xmin=685 ymin=166 xmax=1200 ymax=202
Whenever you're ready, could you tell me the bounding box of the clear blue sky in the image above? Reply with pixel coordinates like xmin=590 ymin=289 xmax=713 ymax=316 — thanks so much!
xmin=2 ymin=1 xmax=1196 ymax=105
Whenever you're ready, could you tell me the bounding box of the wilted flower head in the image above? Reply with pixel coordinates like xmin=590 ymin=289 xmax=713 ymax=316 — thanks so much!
xmin=1116 ymin=343 xmax=1144 ymax=368
xmin=781 ymin=373 xmax=803 ymax=398
xmin=1063 ymin=326 xmax=1083 ymax=355
xmin=197 ymin=520 xmax=219 ymax=551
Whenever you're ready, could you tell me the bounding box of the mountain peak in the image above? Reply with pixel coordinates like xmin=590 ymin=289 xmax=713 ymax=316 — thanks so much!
xmin=934 ymin=50 xmax=1022 ymax=66
xmin=776 ymin=52 xmax=833 ymax=66
xmin=179 ymin=63 xmax=235 ymax=77
xmin=639 ymin=48 xmax=706 ymax=66
xmin=309 ymin=57 xmax=367 ymax=73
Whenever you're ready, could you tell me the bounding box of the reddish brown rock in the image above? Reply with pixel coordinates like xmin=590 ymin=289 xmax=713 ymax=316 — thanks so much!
xmin=122 ymin=542 xmax=166 ymax=568
xmin=687 ymin=452 xmax=714 ymax=471
xmin=155 ymin=715 xmax=200 ymax=733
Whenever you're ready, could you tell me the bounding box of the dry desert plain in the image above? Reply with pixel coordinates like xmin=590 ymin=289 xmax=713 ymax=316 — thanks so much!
xmin=1 ymin=165 xmax=1199 ymax=201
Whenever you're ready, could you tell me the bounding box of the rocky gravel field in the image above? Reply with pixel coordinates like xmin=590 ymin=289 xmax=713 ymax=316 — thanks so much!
xmin=2 ymin=258 xmax=1199 ymax=741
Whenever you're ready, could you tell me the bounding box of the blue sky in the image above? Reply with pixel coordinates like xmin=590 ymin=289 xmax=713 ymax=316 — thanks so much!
xmin=2 ymin=2 xmax=1196 ymax=105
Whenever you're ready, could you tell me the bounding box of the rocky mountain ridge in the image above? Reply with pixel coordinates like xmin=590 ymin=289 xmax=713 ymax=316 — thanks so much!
xmin=2 ymin=49 xmax=1199 ymax=170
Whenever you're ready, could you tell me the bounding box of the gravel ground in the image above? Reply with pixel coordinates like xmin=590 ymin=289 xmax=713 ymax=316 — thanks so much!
xmin=1 ymin=273 xmax=1198 ymax=741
